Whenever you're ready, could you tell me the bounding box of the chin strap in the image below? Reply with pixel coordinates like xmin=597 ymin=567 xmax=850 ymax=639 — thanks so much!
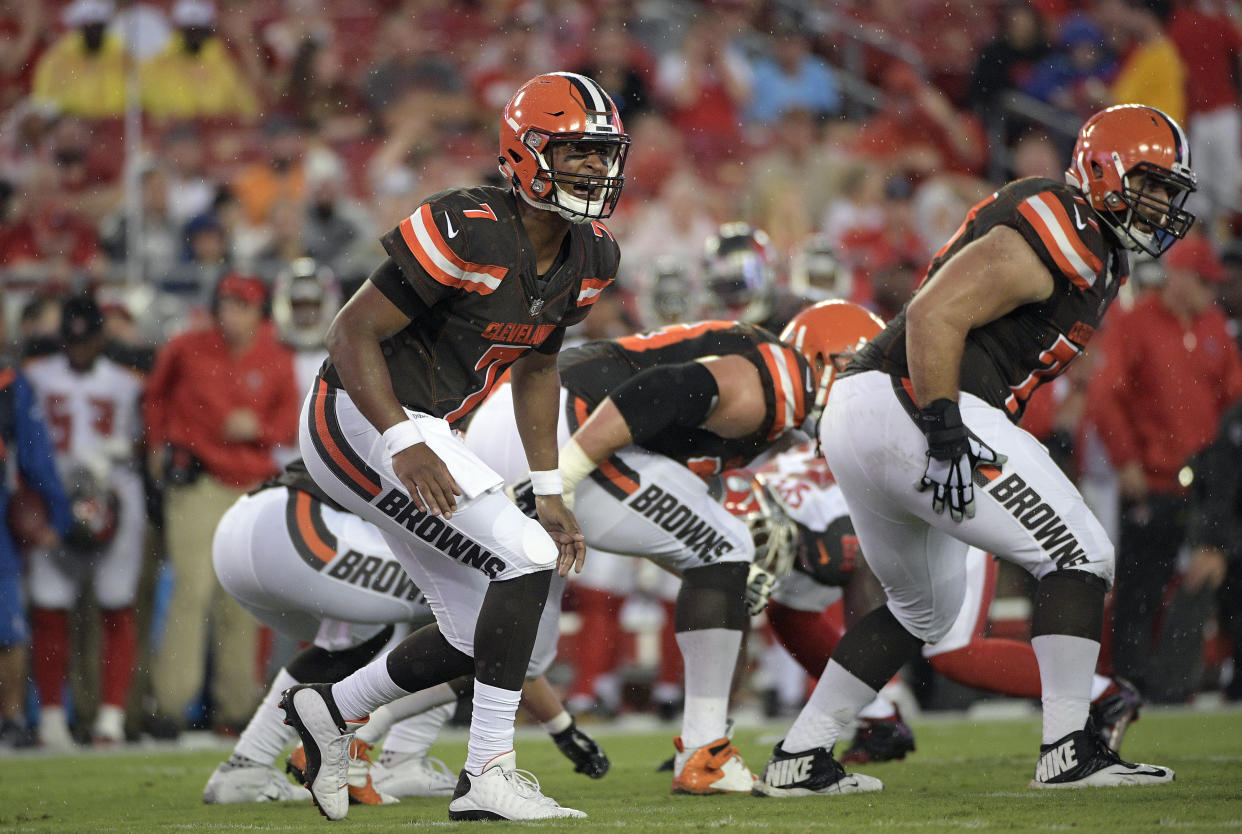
xmin=800 ymin=363 xmax=836 ymax=453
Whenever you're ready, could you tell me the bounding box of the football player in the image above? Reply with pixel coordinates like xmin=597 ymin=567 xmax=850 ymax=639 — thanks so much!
xmin=465 ymin=300 xmax=881 ymax=795
xmin=22 ymin=295 xmax=145 ymax=747
xmin=204 ymin=459 xmax=609 ymax=805
xmin=283 ymin=71 xmax=627 ymax=821
xmin=701 ymin=223 xmax=808 ymax=333
xmin=741 ymin=443 xmax=1143 ymax=764
xmin=757 ymin=104 xmax=1195 ymax=796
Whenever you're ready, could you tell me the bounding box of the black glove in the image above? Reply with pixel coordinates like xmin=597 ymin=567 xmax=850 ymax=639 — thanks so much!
xmin=551 ymin=719 xmax=611 ymax=778
xmin=915 ymin=398 xmax=1006 ymax=522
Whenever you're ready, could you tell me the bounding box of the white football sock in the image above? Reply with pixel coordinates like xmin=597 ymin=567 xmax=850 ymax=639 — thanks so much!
xmin=463 ymin=681 xmax=521 ymax=774
xmin=1032 ymin=634 xmax=1098 ymax=745
xmin=356 ymin=682 xmax=457 ymax=745
xmin=857 ymin=695 xmax=897 ymax=721
xmin=235 ymin=668 xmax=299 ymax=765
xmin=676 ymin=628 xmax=742 ymax=750
xmin=330 ymin=653 xmax=410 ymax=723
xmin=382 ymin=703 xmax=455 ymax=756
xmin=783 ymin=659 xmax=877 ymax=754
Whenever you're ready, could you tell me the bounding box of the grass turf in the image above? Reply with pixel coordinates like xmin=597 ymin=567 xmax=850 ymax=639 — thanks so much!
xmin=0 ymin=709 xmax=1239 ymax=832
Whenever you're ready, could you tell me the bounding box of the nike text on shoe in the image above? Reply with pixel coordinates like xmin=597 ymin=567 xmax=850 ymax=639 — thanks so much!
xmin=840 ymin=709 xmax=917 ymax=764
xmin=552 ymin=720 xmax=611 ymax=778
xmin=203 ymin=756 xmax=312 ymax=804
xmin=371 ymin=753 xmax=457 ymax=797
xmin=1090 ymin=677 xmax=1143 ymax=754
xmin=448 ymin=751 xmax=585 ymax=820
xmin=1030 ymin=724 xmax=1174 ymax=789
xmin=671 ymin=736 xmax=758 ymax=795
xmin=754 ymin=742 xmax=884 ymax=797
xmin=279 ymin=684 xmax=357 ymax=820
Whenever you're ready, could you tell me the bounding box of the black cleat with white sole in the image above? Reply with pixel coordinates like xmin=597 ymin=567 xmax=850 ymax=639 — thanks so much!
xmin=1030 ymin=721 xmax=1174 ymax=789
xmin=753 ymin=742 xmax=883 ymax=797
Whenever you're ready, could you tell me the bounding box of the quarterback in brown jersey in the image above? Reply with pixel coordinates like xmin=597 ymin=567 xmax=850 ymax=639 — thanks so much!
xmin=757 ymin=105 xmax=1197 ymax=796
xmin=464 ymin=301 xmax=881 ymax=795
xmin=281 ymin=72 xmax=628 ymax=822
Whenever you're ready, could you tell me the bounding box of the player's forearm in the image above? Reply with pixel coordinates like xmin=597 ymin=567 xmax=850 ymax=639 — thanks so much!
xmin=511 ymin=357 xmax=563 ymax=473
xmin=520 ymin=675 xmax=565 ymax=724
xmin=571 ymin=399 xmax=633 ymax=465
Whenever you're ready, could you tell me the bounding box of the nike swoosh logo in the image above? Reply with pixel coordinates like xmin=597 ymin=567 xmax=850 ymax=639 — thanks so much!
xmin=1130 ymin=768 xmax=1167 ymax=777
xmin=1073 ymin=205 xmax=1087 ymax=230
xmin=444 ymin=213 xmax=459 ymax=239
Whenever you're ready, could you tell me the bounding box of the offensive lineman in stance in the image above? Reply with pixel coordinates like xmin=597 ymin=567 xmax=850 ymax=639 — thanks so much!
xmin=757 ymin=104 xmax=1197 ymax=795
xmin=468 ymin=300 xmax=882 ymax=794
xmin=281 ymin=72 xmax=628 ymax=821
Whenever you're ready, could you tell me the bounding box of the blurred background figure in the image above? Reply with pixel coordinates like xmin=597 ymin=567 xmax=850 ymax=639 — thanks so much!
xmin=0 ymin=297 xmax=71 ymax=749
xmin=31 ymin=0 xmax=125 ymax=119
xmin=1089 ymin=234 xmax=1242 ymax=703
xmin=789 ymin=234 xmax=852 ymax=305
xmin=701 ymin=222 xmax=804 ymax=332
xmin=141 ymin=273 xmax=299 ymax=738
xmin=23 ymin=294 xmax=145 ymax=747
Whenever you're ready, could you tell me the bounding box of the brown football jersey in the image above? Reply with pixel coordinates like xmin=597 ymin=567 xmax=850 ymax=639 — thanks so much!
xmin=848 ymin=177 xmax=1128 ymax=421
xmin=321 ymin=186 xmax=620 ymax=427
xmin=558 ymin=321 xmax=815 ymax=477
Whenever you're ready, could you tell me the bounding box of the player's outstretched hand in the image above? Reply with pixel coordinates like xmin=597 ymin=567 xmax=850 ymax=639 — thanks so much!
xmin=536 ymin=495 xmax=586 ymax=576
xmin=392 ymin=443 xmax=462 ymax=519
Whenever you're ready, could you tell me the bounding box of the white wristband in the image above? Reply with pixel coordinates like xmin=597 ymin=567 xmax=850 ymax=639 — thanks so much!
xmin=529 ymin=469 xmax=563 ymax=495
xmin=559 ymin=438 xmax=597 ymax=495
xmin=382 ymin=420 xmax=424 ymax=457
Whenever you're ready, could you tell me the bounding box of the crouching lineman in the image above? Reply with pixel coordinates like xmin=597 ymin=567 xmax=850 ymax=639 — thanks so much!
xmin=203 ymin=459 xmax=608 ymax=805
xmin=740 ymin=441 xmax=1144 ymax=765
xmin=757 ymin=104 xmax=1191 ymax=796
xmin=465 ymin=300 xmax=881 ymax=794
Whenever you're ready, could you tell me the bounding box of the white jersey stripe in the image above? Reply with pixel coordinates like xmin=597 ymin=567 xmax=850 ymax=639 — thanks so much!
xmin=763 ymin=343 xmax=798 ymax=433
xmin=1024 ymin=195 xmax=1097 ymax=286
xmin=410 ymin=207 xmax=503 ymax=292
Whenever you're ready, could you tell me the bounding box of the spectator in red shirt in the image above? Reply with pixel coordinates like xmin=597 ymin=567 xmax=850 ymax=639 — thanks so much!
xmin=1088 ymin=232 xmax=1242 ymax=700
xmin=142 ymin=273 xmax=300 ymax=737
xmin=1167 ymin=1 xmax=1242 ymax=240
xmin=0 ymin=162 xmax=100 ymax=293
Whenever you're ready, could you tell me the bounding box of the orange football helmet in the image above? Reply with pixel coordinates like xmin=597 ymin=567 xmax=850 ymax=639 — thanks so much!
xmin=781 ymin=299 xmax=886 ymax=425
xmin=498 ymin=72 xmax=629 ymax=223
xmin=1066 ymin=104 xmax=1196 ymax=257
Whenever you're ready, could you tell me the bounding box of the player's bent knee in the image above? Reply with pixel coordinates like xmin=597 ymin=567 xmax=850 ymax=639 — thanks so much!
xmin=491 ymin=509 xmax=558 ymax=576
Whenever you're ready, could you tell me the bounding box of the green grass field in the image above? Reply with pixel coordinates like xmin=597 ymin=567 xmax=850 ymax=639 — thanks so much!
xmin=1 ymin=709 xmax=1240 ymax=832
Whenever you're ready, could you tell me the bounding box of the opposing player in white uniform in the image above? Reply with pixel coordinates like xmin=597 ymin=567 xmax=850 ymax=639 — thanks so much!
xmin=23 ymin=295 xmax=145 ymax=747
xmin=204 ymin=460 xmax=609 ymax=806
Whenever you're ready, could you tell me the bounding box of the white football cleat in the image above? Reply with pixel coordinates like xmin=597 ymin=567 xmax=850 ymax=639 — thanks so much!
xmin=91 ymin=704 xmax=126 ymax=745
xmin=203 ymin=756 xmax=312 ymax=804
xmin=279 ymin=684 xmax=356 ymax=820
xmin=448 ymin=751 xmax=585 ymax=820
xmin=371 ymin=753 xmax=457 ymax=797
xmin=38 ymin=706 xmax=75 ymax=751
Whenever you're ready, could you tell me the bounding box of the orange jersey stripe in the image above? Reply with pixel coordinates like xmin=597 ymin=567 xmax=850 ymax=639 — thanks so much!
xmin=598 ymin=458 xmax=640 ymax=495
xmin=313 ymin=380 xmax=381 ymax=498
xmin=294 ymin=491 xmax=336 ymax=564
xmin=577 ymin=277 xmax=613 ymax=307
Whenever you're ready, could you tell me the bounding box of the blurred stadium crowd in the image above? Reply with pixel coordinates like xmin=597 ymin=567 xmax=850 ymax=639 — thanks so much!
xmin=1 ymin=0 xmax=1241 ymax=748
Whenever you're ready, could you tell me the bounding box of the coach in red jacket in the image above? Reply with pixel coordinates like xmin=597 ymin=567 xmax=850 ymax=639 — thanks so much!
xmin=142 ymin=272 xmax=300 ymax=736
xmin=1088 ymin=234 xmax=1242 ymax=700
